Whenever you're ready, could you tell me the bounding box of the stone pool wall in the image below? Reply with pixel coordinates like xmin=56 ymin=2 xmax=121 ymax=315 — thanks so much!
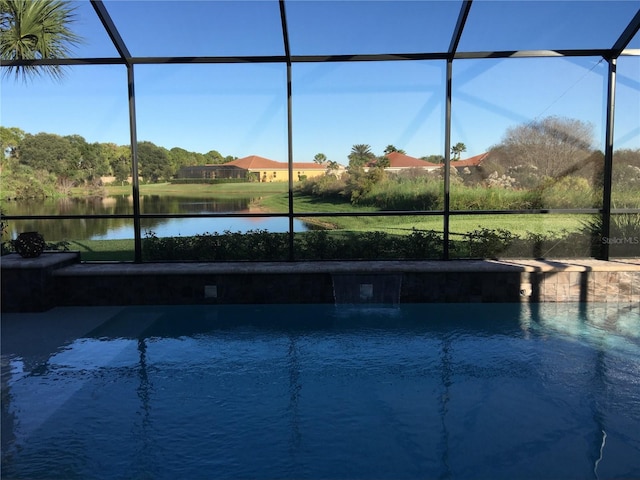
xmin=2 ymin=252 xmax=639 ymax=312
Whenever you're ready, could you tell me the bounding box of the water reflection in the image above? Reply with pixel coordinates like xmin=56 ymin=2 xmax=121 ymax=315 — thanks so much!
xmin=4 ymin=195 xmax=309 ymax=241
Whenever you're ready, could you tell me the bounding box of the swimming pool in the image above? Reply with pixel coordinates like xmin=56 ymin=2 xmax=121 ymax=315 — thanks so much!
xmin=2 ymin=303 xmax=639 ymax=479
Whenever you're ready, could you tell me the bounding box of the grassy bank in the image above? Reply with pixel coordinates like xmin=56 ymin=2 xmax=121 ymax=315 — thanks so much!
xmin=98 ymin=182 xmax=288 ymax=198
xmin=257 ymin=191 xmax=588 ymax=237
xmin=63 ymin=239 xmax=136 ymax=261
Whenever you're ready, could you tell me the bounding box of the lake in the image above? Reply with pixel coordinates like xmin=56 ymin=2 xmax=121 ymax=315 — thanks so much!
xmin=2 ymin=195 xmax=310 ymax=241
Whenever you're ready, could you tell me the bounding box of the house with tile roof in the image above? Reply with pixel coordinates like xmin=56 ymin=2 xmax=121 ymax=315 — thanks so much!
xmin=365 ymin=151 xmax=441 ymax=173
xmin=177 ymin=155 xmax=329 ymax=182
xmin=449 ymin=152 xmax=488 ymax=170
xmin=361 ymin=151 xmax=491 ymax=175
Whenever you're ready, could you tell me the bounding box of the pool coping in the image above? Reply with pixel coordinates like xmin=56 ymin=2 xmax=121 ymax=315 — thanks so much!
xmin=3 ymin=252 xmax=638 ymax=274
xmin=53 ymin=258 xmax=640 ymax=275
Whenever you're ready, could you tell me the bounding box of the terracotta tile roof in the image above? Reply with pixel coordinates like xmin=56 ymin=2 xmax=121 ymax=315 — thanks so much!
xmin=450 ymin=152 xmax=488 ymax=168
xmin=293 ymin=162 xmax=325 ymax=170
xmin=226 ymin=155 xmax=327 ymax=170
xmin=385 ymin=151 xmax=441 ymax=168
xmin=226 ymin=155 xmax=284 ymax=169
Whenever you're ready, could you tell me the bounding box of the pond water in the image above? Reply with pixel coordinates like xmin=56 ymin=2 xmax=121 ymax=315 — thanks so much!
xmin=3 ymin=196 xmax=310 ymax=241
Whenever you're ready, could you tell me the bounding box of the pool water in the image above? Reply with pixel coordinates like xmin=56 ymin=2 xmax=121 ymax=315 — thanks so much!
xmin=2 ymin=303 xmax=639 ymax=479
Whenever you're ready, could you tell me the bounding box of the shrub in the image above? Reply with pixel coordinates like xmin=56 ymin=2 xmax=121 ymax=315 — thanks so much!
xmin=397 ymin=229 xmax=443 ymax=259
xmin=450 ymin=184 xmax=535 ymax=210
xmin=612 ymin=164 xmax=640 ymax=191
xmin=532 ymin=176 xmax=599 ymax=209
xmin=143 ymin=229 xmax=290 ymax=261
xmin=143 ymin=227 xmax=524 ymax=261
xmin=358 ymin=177 xmax=442 ymax=210
xmin=296 ymin=174 xmax=347 ymax=200
xmin=0 ymin=214 xmax=10 ymax=255
xmin=463 ymin=228 xmax=518 ymax=258
xmin=580 ymin=213 xmax=640 ymax=256
xmin=344 ymin=167 xmax=386 ymax=204
xmin=296 ymin=230 xmax=338 ymax=259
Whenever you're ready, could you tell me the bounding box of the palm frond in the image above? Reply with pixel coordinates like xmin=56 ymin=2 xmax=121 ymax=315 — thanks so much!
xmin=0 ymin=0 xmax=82 ymax=82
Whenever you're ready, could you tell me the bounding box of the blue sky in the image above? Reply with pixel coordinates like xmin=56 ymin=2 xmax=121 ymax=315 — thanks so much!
xmin=1 ymin=0 xmax=639 ymax=164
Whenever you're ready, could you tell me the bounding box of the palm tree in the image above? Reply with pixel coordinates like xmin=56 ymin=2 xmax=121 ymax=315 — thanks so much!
xmin=348 ymin=144 xmax=374 ymax=168
xmin=384 ymin=145 xmax=406 ymax=155
xmin=373 ymin=155 xmax=390 ymax=169
xmin=0 ymin=0 xmax=81 ymax=81
xmin=326 ymin=160 xmax=340 ymax=171
xmin=313 ymin=153 xmax=327 ymax=164
xmin=450 ymin=142 xmax=467 ymax=160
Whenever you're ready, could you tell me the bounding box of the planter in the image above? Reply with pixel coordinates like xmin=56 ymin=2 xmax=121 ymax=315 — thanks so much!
xmin=13 ymin=231 xmax=46 ymax=258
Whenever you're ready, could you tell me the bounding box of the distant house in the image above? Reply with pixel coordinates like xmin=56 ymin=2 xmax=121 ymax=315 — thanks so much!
xmin=365 ymin=151 xmax=441 ymax=173
xmin=177 ymin=164 xmax=247 ymax=180
xmin=176 ymin=155 xmax=328 ymax=182
xmin=358 ymin=151 xmax=489 ymax=176
xmin=450 ymin=152 xmax=488 ymax=171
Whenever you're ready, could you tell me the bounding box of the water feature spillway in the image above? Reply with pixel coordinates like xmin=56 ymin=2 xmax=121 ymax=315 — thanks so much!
xmin=332 ymin=273 xmax=402 ymax=306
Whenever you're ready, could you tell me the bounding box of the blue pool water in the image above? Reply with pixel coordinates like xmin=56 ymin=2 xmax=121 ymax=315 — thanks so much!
xmin=2 ymin=303 xmax=639 ymax=480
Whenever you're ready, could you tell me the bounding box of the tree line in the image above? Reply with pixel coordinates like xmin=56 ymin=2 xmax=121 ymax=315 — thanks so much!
xmin=3 ymin=116 xmax=639 ymax=201
xmin=0 ymin=125 xmax=452 ymax=199
xmin=0 ymin=127 xmax=238 ymax=198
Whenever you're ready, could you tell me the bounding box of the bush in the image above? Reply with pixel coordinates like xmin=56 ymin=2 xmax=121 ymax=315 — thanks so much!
xmin=344 ymin=167 xmax=386 ymax=204
xmin=296 ymin=230 xmax=338 ymax=259
xmin=398 ymin=229 xmax=443 ymax=259
xmin=358 ymin=177 xmax=441 ymax=210
xmin=1 ymin=214 xmax=10 ymax=255
xmin=449 ymin=184 xmax=536 ymax=210
xmin=142 ymin=221 xmax=635 ymax=261
xmin=2 ymin=166 xmax=59 ymax=199
xmin=463 ymin=228 xmax=517 ymax=258
xmin=297 ymin=174 xmax=347 ymax=199
xmin=144 ymin=228 xmax=444 ymax=261
xmin=143 ymin=229 xmax=289 ymax=261
xmin=612 ymin=164 xmax=640 ymax=191
xmin=580 ymin=213 xmax=640 ymax=257
xmin=532 ymin=176 xmax=599 ymax=208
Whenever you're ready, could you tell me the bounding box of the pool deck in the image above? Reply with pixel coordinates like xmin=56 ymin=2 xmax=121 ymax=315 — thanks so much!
xmin=2 ymin=252 xmax=639 ymax=311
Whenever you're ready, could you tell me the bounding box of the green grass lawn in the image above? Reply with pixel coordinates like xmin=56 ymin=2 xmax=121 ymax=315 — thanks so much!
xmin=63 ymin=239 xmax=136 ymax=261
xmin=99 ymin=182 xmax=288 ymax=198
xmin=299 ymin=214 xmax=588 ymax=238
xmin=258 ymin=191 xmax=589 ymax=236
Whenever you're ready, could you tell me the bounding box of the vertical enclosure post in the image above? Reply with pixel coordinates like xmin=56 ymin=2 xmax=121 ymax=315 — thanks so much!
xmin=601 ymin=57 xmax=617 ymax=260
xmin=128 ymin=64 xmax=142 ymax=262
xmin=443 ymin=59 xmax=453 ymax=260
xmin=280 ymin=0 xmax=295 ymax=261
xmin=286 ymin=63 xmax=295 ymax=261
xmin=91 ymin=1 xmax=142 ymax=261
xmin=444 ymin=1 xmax=472 ymax=260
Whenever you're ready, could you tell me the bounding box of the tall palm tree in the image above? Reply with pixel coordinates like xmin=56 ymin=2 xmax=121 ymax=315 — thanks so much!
xmin=450 ymin=142 xmax=467 ymax=160
xmin=383 ymin=144 xmax=406 ymax=155
xmin=313 ymin=153 xmax=327 ymax=164
xmin=0 ymin=0 xmax=81 ymax=81
xmin=348 ymin=144 xmax=374 ymax=168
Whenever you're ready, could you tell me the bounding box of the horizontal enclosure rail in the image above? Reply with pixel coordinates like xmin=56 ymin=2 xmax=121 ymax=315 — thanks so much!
xmin=4 ymin=208 xmax=638 ymax=223
xmin=2 ymin=49 xmax=639 ymax=69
